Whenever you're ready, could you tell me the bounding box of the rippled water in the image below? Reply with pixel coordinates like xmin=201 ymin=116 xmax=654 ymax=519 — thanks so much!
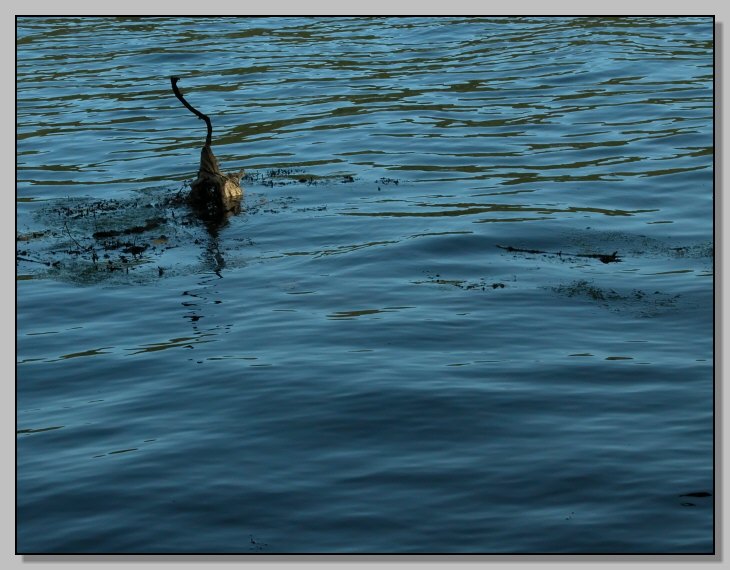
xmin=17 ymin=17 xmax=714 ymax=554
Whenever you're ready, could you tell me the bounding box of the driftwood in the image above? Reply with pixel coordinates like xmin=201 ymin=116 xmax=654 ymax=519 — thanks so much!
xmin=170 ymin=76 xmax=243 ymax=220
xmin=497 ymin=245 xmax=621 ymax=264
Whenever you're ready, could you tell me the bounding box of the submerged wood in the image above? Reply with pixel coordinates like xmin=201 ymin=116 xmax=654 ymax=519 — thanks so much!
xmin=170 ymin=76 xmax=243 ymax=220
xmin=188 ymin=144 xmax=244 ymax=218
xmin=497 ymin=244 xmax=621 ymax=264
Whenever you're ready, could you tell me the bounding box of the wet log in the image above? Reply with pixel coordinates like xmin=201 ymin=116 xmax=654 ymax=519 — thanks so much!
xmin=497 ymin=244 xmax=621 ymax=263
xmin=170 ymin=77 xmax=243 ymax=219
xmin=188 ymin=144 xmax=244 ymax=217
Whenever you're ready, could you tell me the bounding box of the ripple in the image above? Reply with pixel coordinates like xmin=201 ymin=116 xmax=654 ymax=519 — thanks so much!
xmin=17 ymin=16 xmax=713 ymax=555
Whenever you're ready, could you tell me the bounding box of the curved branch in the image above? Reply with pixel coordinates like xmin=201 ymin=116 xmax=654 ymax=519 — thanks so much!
xmin=170 ymin=76 xmax=212 ymax=147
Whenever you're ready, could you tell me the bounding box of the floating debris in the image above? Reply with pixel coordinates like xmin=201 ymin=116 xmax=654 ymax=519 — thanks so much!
xmin=415 ymin=272 xmax=507 ymax=292
xmin=171 ymin=76 xmax=243 ymax=222
xmin=497 ymin=244 xmax=621 ymax=263
xmin=16 ymin=173 xmax=361 ymax=284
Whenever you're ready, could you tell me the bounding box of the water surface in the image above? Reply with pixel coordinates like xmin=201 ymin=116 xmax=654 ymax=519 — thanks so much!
xmin=17 ymin=16 xmax=714 ymax=554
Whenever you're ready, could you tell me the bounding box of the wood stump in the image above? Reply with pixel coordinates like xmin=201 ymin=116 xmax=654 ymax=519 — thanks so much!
xmin=188 ymin=144 xmax=244 ymax=220
xmin=170 ymin=76 xmax=244 ymax=221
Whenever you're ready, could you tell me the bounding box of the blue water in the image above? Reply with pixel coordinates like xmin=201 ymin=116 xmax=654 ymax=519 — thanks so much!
xmin=17 ymin=16 xmax=714 ymax=553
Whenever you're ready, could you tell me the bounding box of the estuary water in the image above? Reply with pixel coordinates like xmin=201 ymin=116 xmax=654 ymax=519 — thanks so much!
xmin=16 ymin=17 xmax=714 ymax=554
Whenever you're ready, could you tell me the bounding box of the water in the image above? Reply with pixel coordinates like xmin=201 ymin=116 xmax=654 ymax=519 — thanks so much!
xmin=16 ymin=17 xmax=714 ymax=554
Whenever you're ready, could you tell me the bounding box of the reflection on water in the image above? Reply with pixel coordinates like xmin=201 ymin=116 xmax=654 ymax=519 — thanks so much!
xmin=17 ymin=17 xmax=713 ymax=554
